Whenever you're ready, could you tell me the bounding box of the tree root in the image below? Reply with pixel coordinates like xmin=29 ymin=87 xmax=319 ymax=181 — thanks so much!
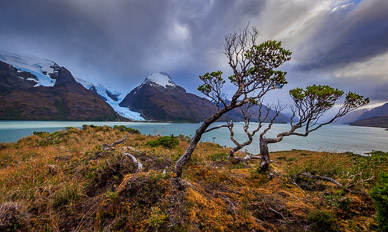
xmin=298 ymin=172 xmax=343 ymax=188
xmin=122 ymin=153 xmax=142 ymax=173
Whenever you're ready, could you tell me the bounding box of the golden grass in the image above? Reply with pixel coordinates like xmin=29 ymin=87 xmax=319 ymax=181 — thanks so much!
xmin=0 ymin=126 xmax=385 ymax=231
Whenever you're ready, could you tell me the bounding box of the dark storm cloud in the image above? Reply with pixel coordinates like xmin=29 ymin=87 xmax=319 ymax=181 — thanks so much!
xmin=0 ymin=0 xmax=173 ymax=91
xmin=0 ymin=0 xmax=387 ymax=103
xmin=295 ymin=0 xmax=388 ymax=70
xmin=0 ymin=0 xmax=267 ymax=94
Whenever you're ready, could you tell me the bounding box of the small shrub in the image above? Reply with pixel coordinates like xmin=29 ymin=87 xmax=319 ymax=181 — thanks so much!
xmin=370 ymin=173 xmax=388 ymax=231
xmin=208 ymin=152 xmax=228 ymax=161
xmin=33 ymin=131 xmax=49 ymax=138
xmin=148 ymin=206 xmax=167 ymax=227
xmin=146 ymin=135 xmax=179 ymax=149
xmin=352 ymin=151 xmax=388 ymax=186
xmin=287 ymin=157 xmax=297 ymax=162
xmin=308 ymin=210 xmax=337 ymax=232
xmin=106 ymin=191 xmax=119 ymax=200
xmin=113 ymin=125 xmax=140 ymax=134
xmin=177 ymin=134 xmax=191 ymax=142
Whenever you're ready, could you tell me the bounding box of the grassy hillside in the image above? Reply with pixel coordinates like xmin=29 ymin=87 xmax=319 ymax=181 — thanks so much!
xmin=0 ymin=126 xmax=387 ymax=231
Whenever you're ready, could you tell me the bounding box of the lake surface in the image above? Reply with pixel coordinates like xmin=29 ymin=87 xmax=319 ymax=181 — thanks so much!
xmin=0 ymin=121 xmax=387 ymax=155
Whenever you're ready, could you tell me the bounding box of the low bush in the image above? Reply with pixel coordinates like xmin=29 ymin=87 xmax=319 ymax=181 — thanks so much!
xmin=113 ymin=125 xmax=140 ymax=134
xmin=370 ymin=172 xmax=388 ymax=231
xmin=145 ymin=135 xmax=179 ymax=149
xmin=308 ymin=210 xmax=337 ymax=232
xmin=208 ymin=152 xmax=228 ymax=161
xmin=352 ymin=151 xmax=388 ymax=186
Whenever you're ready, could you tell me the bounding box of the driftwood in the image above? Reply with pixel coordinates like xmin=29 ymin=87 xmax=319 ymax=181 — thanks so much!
xmin=229 ymin=154 xmax=261 ymax=164
xmin=298 ymin=172 xmax=343 ymax=188
xmin=122 ymin=153 xmax=143 ymax=173
xmin=102 ymin=136 xmax=128 ymax=151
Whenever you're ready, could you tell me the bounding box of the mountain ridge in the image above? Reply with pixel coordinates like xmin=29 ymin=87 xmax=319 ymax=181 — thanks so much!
xmin=0 ymin=51 xmax=121 ymax=121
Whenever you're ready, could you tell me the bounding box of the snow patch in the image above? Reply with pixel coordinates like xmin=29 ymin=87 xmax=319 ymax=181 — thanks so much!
xmin=76 ymin=78 xmax=144 ymax=121
xmin=143 ymin=72 xmax=175 ymax=88
xmin=0 ymin=50 xmax=57 ymax=87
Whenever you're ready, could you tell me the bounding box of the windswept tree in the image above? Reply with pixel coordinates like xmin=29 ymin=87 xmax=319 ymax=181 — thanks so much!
xmin=256 ymin=86 xmax=368 ymax=170
xmin=224 ymin=85 xmax=369 ymax=170
xmin=174 ymin=27 xmax=291 ymax=177
xmin=174 ymin=27 xmax=369 ymax=177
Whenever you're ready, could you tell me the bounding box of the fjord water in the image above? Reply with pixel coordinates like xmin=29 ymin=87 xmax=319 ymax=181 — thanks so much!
xmin=0 ymin=121 xmax=387 ymax=155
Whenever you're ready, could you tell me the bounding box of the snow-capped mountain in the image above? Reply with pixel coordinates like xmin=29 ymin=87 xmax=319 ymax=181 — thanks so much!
xmin=119 ymin=72 xmax=218 ymax=122
xmin=76 ymin=78 xmax=144 ymax=121
xmin=0 ymin=50 xmax=119 ymax=121
xmin=0 ymin=50 xmax=59 ymax=87
xmin=142 ymin=72 xmax=176 ymax=88
xmin=120 ymin=72 xmax=291 ymax=123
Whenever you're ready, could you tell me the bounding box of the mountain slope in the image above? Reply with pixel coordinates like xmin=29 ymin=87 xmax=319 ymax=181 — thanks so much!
xmin=0 ymin=51 xmax=119 ymax=121
xmin=335 ymin=108 xmax=370 ymax=124
xmin=350 ymin=116 xmax=388 ymax=128
xmin=337 ymin=103 xmax=388 ymax=127
xmin=120 ymin=73 xmax=217 ymax=122
xmin=358 ymin=103 xmax=388 ymax=120
xmin=119 ymin=73 xmax=290 ymax=122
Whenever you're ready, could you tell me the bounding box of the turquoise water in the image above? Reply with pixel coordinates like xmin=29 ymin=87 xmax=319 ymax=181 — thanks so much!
xmin=0 ymin=121 xmax=387 ymax=155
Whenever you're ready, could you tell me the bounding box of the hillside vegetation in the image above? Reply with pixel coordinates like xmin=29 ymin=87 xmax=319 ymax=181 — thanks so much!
xmin=0 ymin=126 xmax=387 ymax=231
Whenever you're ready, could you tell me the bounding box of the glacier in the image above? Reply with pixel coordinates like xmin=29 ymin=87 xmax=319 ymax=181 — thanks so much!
xmin=76 ymin=78 xmax=144 ymax=121
xmin=0 ymin=50 xmax=57 ymax=87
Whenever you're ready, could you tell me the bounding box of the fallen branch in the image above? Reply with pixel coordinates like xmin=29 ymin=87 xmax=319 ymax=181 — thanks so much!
xmin=298 ymin=172 xmax=343 ymax=188
xmin=122 ymin=153 xmax=143 ymax=173
xmin=103 ymin=136 xmax=128 ymax=151
xmin=268 ymin=207 xmax=291 ymax=222
xmin=229 ymin=154 xmax=261 ymax=164
xmin=290 ymin=178 xmax=305 ymax=193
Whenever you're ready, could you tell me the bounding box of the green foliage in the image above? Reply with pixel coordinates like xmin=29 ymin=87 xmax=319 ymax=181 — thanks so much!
xmin=146 ymin=135 xmax=179 ymax=149
xmin=106 ymin=191 xmax=119 ymax=200
xmin=352 ymin=151 xmax=388 ymax=186
xmin=308 ymin=210 xmax=337 ymax=232
xmin=198 ymin=39 xmax=291 ymax=101
xmin=148 ymin=206 xmax=168 ymax=227
xmin=33 ymin=131 xmax=49 ymax=138
xmin=113 ymin=125 xmax=140 ymax=134
xmin=36 ymin=130 xmax=68 ymax=146
xmin=289 ymin=85 xmax=369 ymax=121
xmin=208 ymin=152 xmax=228 ymax=161
xmin=370 ymin=173 xmax=388 ymax=231
xmin=290 ymin=85 xmax=344 ymax=108
xmin=177 ymin=134 xmax=191 ymax=142
xmin=198 ymin=71 xmax=225 ymax=95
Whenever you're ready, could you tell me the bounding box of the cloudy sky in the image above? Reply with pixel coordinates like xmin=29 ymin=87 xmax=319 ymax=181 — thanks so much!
xmin=1 ymin=0 xmax=387 ymax=107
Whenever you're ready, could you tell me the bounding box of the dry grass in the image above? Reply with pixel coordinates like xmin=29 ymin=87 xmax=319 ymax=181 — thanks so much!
xmin=0 ymin=126 xmax=385 ymax=231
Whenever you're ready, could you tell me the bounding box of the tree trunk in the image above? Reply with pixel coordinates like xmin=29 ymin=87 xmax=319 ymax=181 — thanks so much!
xmin=259 ymin=139 xmax=270 ymax=170
xmin=228 ymin=147 xmax=242 ymax=164
xmin=175 ymin=125 xmax=207 ymax=177
xmin=175 ymin=115 xmax=221 ymax=177
xmin=174 ymin=100 xmax=244 ymax=178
